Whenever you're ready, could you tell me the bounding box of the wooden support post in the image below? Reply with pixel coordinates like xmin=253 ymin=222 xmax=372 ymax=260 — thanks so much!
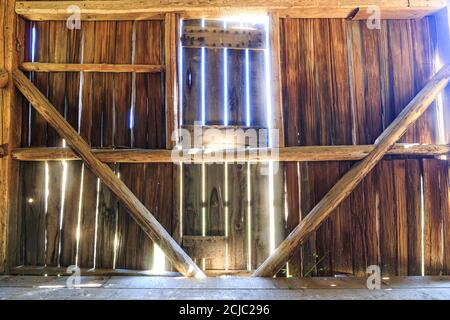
xmin=0 ymin=70 xmax=8 ymax=88
xmin=253 ymin=64 xmax=450 ymax=277
xmin=13 ymin=69 xmax=205 ymax=278
xmin=268 ymin=12 xmax=284 ymax=148
xmin=164 ymin=12 xmax=178 ymax=150
xmin=1 ymin=0 xmax=21 ymax=274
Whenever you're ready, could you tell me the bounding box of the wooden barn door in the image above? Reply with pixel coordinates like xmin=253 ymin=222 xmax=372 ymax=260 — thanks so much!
xmin=179 ymin=18 xmax=285 ymax=273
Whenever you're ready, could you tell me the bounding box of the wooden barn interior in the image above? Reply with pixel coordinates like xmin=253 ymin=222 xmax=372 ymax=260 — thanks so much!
xmin=1 ymin=0 xmax=450 ymax=300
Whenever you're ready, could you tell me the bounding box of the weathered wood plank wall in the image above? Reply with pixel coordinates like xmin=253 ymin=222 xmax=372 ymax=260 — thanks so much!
xmin=10 ymin=14 xmax=449 ymax=276
xmin=13 ymin=19 xmax=172 ymax=271
xmin=281 ymin=17 xmax=450 ymax=277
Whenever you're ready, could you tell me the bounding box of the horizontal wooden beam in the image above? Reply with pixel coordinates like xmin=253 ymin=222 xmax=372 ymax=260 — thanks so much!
xmin=21 ymin=62 xmax=165 ymax=73
xmin=0 ymin=70 xmax=8 ymax=88
xmin=11 ymin=144 xmax=450 ymax=163
xmin=253 ymin=64 xmax=450 ymax=277
xmin=13 ymin=69 xmax=205 ymax=278
xmin=15 ymin=0 xmax=447 ymax=21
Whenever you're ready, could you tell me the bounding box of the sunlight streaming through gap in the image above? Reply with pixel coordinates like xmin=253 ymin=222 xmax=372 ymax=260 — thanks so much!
xmin=92 ymin=178 xmax=101 ymax=269
xmin=44 ymin=162 xmax=49 ymax=261
xmin=75 ymin=164 xmax=85 ymax=266
xmin=245 ymin=48 xmax=251 ymax=127
xmin=153 ymin=244 xmax=166 ymax=271
xmin=58 ymin=140 xmax=69 ymax=267
xmin=201 ymin=19 xmax=206 ymax=125
xmin=420 ymin=175 xmax=425 ymax=276
xmin=223 ymin=20 xmax=229 ymax=126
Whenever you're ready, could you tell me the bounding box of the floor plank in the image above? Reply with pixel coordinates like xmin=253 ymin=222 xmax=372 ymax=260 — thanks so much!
xmin=1 ymin=276 xmax=450 ymax=300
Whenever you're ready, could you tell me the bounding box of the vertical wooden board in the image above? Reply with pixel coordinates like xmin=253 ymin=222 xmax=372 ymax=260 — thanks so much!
xmin=113 ymin=21 xmax=133 ymax=148
xmin=145 ymin=164 xmax=174 ymax=270
xmin=95 ymin=166 xmax=119 ymax=269
xmin=280 ymin=18 xmax=301 ymax=147
xmin=393 ymin=160 xmax=408 ymax=276
xmin=145 ymin=72 xmax=165 ymax=148
xmin=45 ymin=162 xmax=63 ymax=267
xmin=386 ymin=20 xmax=416 ymax=142
xmin=272 ymin=162 xmax=286 ymax=268
xmin=94 ymin=21 xmax=116 ymax=147
xmin=181 ymin=47 xmax=202 ymax=126
xmin=205 ymin=164 xmax=225 ymax=237
xmin=135 ymin=20 xmax=164 ymax=149
xmin=405 ymin=159 xmax=422 ymax=275
xmin=248 ymin=49 xmax=266 ymax=128
xmin=298 ymin=162 xmax=317 ymax=276
xmin=78 ymin=165 xmax=97 ymax=269
xmin=410 ymin=17 xmax=438 ymax=144
xmin=227 ymin=163 xmax=248 ymax=270
xmin=296 ymin=19 xmax=317 ymax=147
xmin=349 ymin=169 xmax=368 ymax=276
xmin=183 ymin=164 xmax=203 ymax=236
xmin=59 ymin=161 xmax=82 ymax=267
xmin=46 ymin=21 xmax=67 ymax=147
xmin=204 ymin=163 xmax=225 ymax=269
xmin=285 ymin=162 xmax=301 ymax=276
xmin=20 ymin=162 xmax=46 ymax=266
xmin=376 ymin=160 xmax=397 ymax=276
xmin=116 ymin=163 xmax=147 ymax=270
xmin=204 ymin=20 xmax=224 ymax=125
xmin=182 ymin=19 xmax=202 ymax=126
xmin=442 ymin=162 xmax=450 ymax=274
xmin=329 ymin=19 xmax=352 ymax=146
xmin=363 ymin=167 xmax=381 ymax=270
xmin=330 ymin=162 xmax=354 ymax=275
xmin=423 ymin=159 xmax=444 ymax=275
xmin=204 ymin=47 xmax=224 ymax=125
xmin=65 ymin=28 xmax=82 ymax=131
xmin=250 ymin=163 xmax=270 ymax=269
xmin=79 ymin=21 xmax=95 ymax=144
xmin=347 ymin=20 xmax=384 ymax=144
xmin=309 ymin=162 xmax=332 ymax=276
xmin=311 ymin=19 xmax=333 ymax=146
xmin=227 ymin=52 xmax=246 ymax=125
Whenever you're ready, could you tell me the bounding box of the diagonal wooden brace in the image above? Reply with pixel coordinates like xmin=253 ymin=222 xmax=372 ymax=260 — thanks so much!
xmin=13 ymin=69 xmax=205 ymax=278
xmin=253 ymin=64 xmax=450 ymax=277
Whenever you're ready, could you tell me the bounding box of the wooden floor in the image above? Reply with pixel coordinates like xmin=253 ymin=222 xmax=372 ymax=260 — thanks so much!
xmin=1 ymin=276 xmax=450 ymax=300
